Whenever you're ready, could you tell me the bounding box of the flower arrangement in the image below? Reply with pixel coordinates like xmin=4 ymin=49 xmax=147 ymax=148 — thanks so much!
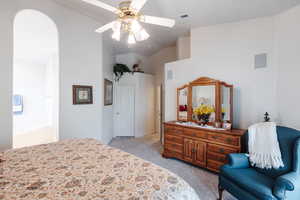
xmin=194 ymin=104 xmax=215 ymax=125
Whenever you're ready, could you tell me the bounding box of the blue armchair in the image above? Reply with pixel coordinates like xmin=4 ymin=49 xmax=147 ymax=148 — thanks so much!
xmin=218 ymin=126 xmax=300 ymax=200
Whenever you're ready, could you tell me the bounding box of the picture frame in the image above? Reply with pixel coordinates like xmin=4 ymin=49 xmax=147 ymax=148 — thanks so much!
xmin=73 ymin=85 xmax=93 ymax=105
xmin=222 ymin=122 xmax=232 ymax=130
xmin=104 ymin=79 xmax=113 ymax=106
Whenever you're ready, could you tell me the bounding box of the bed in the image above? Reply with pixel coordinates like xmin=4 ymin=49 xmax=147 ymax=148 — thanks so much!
xmin=0 ymin=139 xmax=200 ymax=200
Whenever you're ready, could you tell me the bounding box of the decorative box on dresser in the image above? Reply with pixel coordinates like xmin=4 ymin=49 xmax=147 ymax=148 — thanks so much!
xmin=163 ymin=122 xmax=246 ymax=173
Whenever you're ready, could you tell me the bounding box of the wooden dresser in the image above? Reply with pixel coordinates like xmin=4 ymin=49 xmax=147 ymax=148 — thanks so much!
xmin=163 ymin=121 xmax=246 ymax=173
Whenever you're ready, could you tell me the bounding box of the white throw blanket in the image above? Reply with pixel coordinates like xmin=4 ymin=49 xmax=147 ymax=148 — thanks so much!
xmin=248 ymin=122 xmax=284 ymax=169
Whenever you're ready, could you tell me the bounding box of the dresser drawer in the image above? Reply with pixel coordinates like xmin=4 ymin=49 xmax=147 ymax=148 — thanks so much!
xmin=207 ymin=144 xmax=238 ymax=154
xmin=163 ymin=149 xmax=183 ymax=160
xmin=164 ymin=133 xmax=183 ymax=144
xmin=165 ymin=142 xmax=183 ymax=154
xmin=207 ymin=133 xmax=240 ymax=146
xmin=184 ymin=128 xmax=207 ymax=139
xmin=207 ymin=151 xmax=227 ymax=163
xmin=164 ymin=125 xmax=183 ymax=134
xmin=207 ymin=159 xmax=224 ymax=172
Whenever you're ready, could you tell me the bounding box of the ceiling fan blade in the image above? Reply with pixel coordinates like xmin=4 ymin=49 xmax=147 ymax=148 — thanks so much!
xmin=81 ymin=0 xmax=120 ymax=14
xmin=139 ymin=15 xmax=175 ymax=28
xmin=130 ymin=0 xmax=148 ymax=12
xmin=95 ymin=21 xmax=115 ymax=33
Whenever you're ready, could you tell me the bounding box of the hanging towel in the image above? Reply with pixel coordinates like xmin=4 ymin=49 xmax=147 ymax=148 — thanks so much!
xmin=248 ymin=122 xmax=284 ymax=169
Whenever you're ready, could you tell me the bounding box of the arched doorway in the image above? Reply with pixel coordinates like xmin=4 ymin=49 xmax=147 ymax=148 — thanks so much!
xmin=13 ymin=9 xmax=59 ymax=148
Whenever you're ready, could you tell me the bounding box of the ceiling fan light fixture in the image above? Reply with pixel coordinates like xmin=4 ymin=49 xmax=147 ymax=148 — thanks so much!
xmin=131 ymin=20 xmax=142 ymax=34
xmin=128 ymin=33 xmax=136 ymax=44
xmin=135 ymin=29 xmax=149 ymax=42
xmin=82 ymin=0 xmax=175 ymax=43
xmin=139 ymin=29 xmax=150 ymax=41
xmin=112 ymin=21 xmax=122 ymax=32
xmin=112 ymin=31 xmax=121 ymax=41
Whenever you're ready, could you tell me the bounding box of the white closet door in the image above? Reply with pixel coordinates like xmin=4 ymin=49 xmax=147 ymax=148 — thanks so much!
xmin=114 ymin=86 xmax=135 ymax=137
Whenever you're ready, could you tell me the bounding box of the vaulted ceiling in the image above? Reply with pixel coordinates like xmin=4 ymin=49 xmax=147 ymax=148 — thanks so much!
xmin=54 ymin=0 xmax=300 ymax=56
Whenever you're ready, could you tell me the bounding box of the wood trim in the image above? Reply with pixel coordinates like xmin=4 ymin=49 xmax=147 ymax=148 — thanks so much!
xmin=188 ymin=84 xmax=193 ymax=121
xmin=220 ymin=82 xmax=234 ymax=124
xmin=215 ymin=81 xmax=221 ymax=122
xmin=177 ymin=84 xmax=189 ymax=121
xmin=104 ymin=79 xmax=113 ymax=106
xmin=164 ymin=121 xmax=245 ymax=136
xmin=187 ymin=77 xmax=234 ymax=125
xmin=190 ymin=77 xmax=218 ymax=85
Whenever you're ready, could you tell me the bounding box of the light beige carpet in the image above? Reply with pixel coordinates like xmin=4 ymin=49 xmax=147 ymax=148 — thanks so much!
xmin=110 ymin=134 xmax=237 ymax=200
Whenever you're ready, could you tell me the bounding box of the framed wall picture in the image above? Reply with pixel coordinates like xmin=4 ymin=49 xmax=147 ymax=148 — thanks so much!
xmin=73 ymin=85 xmax=93 ymax=105
xmin=104 ymin=79 xmax=113 ymax=106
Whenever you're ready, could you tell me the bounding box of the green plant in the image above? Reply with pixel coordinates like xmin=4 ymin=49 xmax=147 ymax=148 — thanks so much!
xmin=113 ymin=63 xmax=132 ymax=81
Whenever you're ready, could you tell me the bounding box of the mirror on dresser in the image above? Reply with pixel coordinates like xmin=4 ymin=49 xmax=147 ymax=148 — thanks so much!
xmin=191 ymin=85 xmax=216 ymax=123
xmin=176 ymin=77 xmax=234 ymax=127
xmin=177 ymin=85 xmax=189 ymax=121
xmin=187 ymin=77 xmax=222 ymax=125
xmin=221 ymin=83 xmax=233 ymax=123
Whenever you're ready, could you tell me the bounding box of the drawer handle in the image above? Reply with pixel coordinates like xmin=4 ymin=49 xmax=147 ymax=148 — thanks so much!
xmin=219 ymin=148 xmax=225 ymax=153
xmin=171 ymin=144 xmax=177 ymax=148
xmin=192 ymin=149 xmax=196 ymax=153
xmin=192 ymin=133 xmax=196 ymax=137
xmin=226 ymin=138 xmax=233 ymax=143
xmin=212 ymin=136 xmax=218 ymax=139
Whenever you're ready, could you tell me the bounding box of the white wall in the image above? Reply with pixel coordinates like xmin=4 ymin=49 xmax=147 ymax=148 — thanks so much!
xmin=102 ymin=38 xmax=115 ymax=144
xmin=116 ymin=53 xmax=150 ymax=73
xmin=0 ymin=0 xmax=105 ymax=150
xmin=147 ymin=46 xmax=177 ymax=134
xmin=148 ymin=46 xmax=177 ymax=86
xmin=165 ymin=5 xmax=300 ymax=130
xmin=177 ymin=36 xmax=191 ymax=60
xmin=275 ymin=5 xmax=300 ymax=130
xmin=166 ymin=17 xmax=278 ymax=129
xmin=13 ymin=60 xmax=50 ymax=134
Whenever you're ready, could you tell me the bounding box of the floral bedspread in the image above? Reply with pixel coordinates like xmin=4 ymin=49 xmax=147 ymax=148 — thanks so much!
xmin=0 ymin=139 xmax=200 ymax=200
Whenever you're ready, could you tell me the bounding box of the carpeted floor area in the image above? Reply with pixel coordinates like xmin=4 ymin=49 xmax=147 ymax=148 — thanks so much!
xmin=109 ymin=134 xmax=236 ymax=200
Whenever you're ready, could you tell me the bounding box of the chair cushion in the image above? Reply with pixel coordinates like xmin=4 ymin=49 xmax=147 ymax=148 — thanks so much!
xmin=244 ymin=126 xmax=300 ymax=178
xmin=221 ymin=166 xmax=277 ymax=200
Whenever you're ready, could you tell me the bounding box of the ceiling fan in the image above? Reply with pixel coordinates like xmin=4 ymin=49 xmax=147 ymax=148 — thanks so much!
xmin=81 ymin=0 xmax=176 ymax=44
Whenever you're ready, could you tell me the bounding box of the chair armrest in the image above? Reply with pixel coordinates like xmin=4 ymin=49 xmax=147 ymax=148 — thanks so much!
xmin=293 ymin=137 xmax=300 ymax=172
xmin=273 ymin=172 xmax=300 ymax=199
xmin=226 ymin=153 xmax=250 ymax=169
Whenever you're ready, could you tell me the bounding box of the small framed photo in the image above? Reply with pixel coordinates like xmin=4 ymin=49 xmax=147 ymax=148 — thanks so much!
xmin=73 ymin=85 xmax=93 ymax=105
xmin=104 ymin=79 xmax=113 ymax=106
xmin=223 ymin=122 xmax=232 ymax=130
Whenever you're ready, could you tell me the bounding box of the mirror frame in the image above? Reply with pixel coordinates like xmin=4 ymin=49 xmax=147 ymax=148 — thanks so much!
xmin=177 ymin=84 xmax=189 ymax=121
xmin=188 ymin=77 xmax=221 ymax=123
xmin=220 ymin=82 xmax=234 ymax=124
xmin=176 ymin=77 xmax=234 ymax=126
